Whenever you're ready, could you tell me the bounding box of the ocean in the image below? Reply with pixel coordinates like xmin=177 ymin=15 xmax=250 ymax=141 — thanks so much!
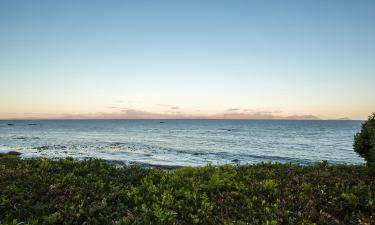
xmin=0 ymin=120 xmax=365 ymax=167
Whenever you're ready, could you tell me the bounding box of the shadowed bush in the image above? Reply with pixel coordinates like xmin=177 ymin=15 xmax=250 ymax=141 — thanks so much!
xmin=354 ymin=112 xmax=375 ymax=166
xmin=0 ymin=155 xmax=374 ymax=224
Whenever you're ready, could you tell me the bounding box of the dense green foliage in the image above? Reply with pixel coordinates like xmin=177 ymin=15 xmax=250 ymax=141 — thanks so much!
xmin=1 ymin=155 xmax=374 ymax=225
xmin=354 ymin=112 xmax=375 ymax=166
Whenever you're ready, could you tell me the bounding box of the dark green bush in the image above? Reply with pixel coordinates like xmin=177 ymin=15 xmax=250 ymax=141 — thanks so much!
xmin=0 ymin=155 xmax=374 ymax=225
xmin=354 ymin=112 xmax=375 ymax=166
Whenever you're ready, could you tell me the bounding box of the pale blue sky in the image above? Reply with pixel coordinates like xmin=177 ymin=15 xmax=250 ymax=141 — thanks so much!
xmin=0 ymin=0 xmax=374 ymax=119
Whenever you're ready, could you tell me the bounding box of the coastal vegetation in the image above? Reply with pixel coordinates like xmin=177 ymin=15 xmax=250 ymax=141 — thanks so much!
xmin=1 ymin=154 xmax=374 ymax=224
xmin=354 ymin=112 xmax=375 ymax=167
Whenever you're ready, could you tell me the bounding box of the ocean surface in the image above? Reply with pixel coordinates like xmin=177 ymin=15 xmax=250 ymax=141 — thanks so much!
xmin=0 ymin=120 xmax=365 ymax=167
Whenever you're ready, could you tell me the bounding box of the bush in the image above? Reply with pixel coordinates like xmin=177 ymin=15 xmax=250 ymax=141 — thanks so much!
xmin=354 ymin=112 xmax=375 ymax=166
xmin=0 ymin=155 xmax=374 ymax=224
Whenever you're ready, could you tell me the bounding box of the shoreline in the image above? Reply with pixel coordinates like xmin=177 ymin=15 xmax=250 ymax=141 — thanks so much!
xmin=0 ymin=150 xmax=365 ymax=169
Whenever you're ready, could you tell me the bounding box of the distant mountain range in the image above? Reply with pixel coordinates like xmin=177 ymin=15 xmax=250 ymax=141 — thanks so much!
xmin=282 ymin=115 xmax=320 ymax=120
xmin=3 ymin=113 xmax=358 ymax=121
xmin=337 ymin=117 xmax=351 ymax=120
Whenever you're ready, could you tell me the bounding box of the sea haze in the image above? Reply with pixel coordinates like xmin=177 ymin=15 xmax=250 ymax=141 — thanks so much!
xmin=0 ymin=120 xmax=365 ymax=167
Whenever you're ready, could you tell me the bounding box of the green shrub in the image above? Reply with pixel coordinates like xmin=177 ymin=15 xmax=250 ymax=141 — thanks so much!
xmin=0 ymin=156 xmax=374 ymax=224
xmin=354 ymin=112 xmax=375 ymax=166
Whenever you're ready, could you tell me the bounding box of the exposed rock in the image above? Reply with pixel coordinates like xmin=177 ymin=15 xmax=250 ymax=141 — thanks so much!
xmin=0 ymin=151 xmax=22 ymax=156
xmin=7 ymin=151 xmax=22 ymax=155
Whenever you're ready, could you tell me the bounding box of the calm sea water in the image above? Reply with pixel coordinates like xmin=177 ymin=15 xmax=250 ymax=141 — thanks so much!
xmin=0 ymin=120 xmax=365 ymax=167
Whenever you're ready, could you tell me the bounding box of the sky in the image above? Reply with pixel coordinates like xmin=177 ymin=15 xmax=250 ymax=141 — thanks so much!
xmin=0 ymin=0 xmax=374 ymax=120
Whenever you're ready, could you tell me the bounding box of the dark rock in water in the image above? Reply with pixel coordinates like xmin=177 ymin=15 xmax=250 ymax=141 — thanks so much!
xmin=231 ymin=159 xmax=240 ymax=163
xmin=143 ymin=164 xmax=179 ymax=170
xmin=159 ymin=121 xmax=166 ymax=123
xmin=109 ymin=142 xmax=123 ymax=147
xmin=7 ymin=123 xmax=15 ymax=126
xmin=127 ymin=162 xmax=180 ymax=170
xmin=152 ymin=164 xmax=179 ymax=170
xmin=13 ymin=136 xmax=27 ymax=140
xmin=3 ymin=151 xmax=22 ymax=156
xmin=28 ymin=123 xmax=37 ymax=126
xmin=13 ymin=136 xmax=40 ymax=140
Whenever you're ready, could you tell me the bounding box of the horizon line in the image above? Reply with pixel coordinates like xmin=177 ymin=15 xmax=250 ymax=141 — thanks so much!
xmin=0 ymin=118 xmax=362 ymax=121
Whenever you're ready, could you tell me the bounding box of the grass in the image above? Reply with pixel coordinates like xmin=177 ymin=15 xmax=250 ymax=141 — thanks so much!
xmin=0 ymin=154 xmax=374 ymax=224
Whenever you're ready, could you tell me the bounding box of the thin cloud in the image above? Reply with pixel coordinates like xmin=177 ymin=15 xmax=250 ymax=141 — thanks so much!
xmin=214 ymin=112 xmax=276 ymax=120
xmin=165 ymin=110 xmax=183 ymax=114
xmin=242 ymin=109 xmax=282 ymax=113
xmin=157 ymin=104 xmax=180 ymax=110
xmin=227 ymin=108 xmax=240 ymax=112
xmin=156 ymin=104 xmax=171 ymax=107
xmin=256 ymin=110 xmax=275 ymax=114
